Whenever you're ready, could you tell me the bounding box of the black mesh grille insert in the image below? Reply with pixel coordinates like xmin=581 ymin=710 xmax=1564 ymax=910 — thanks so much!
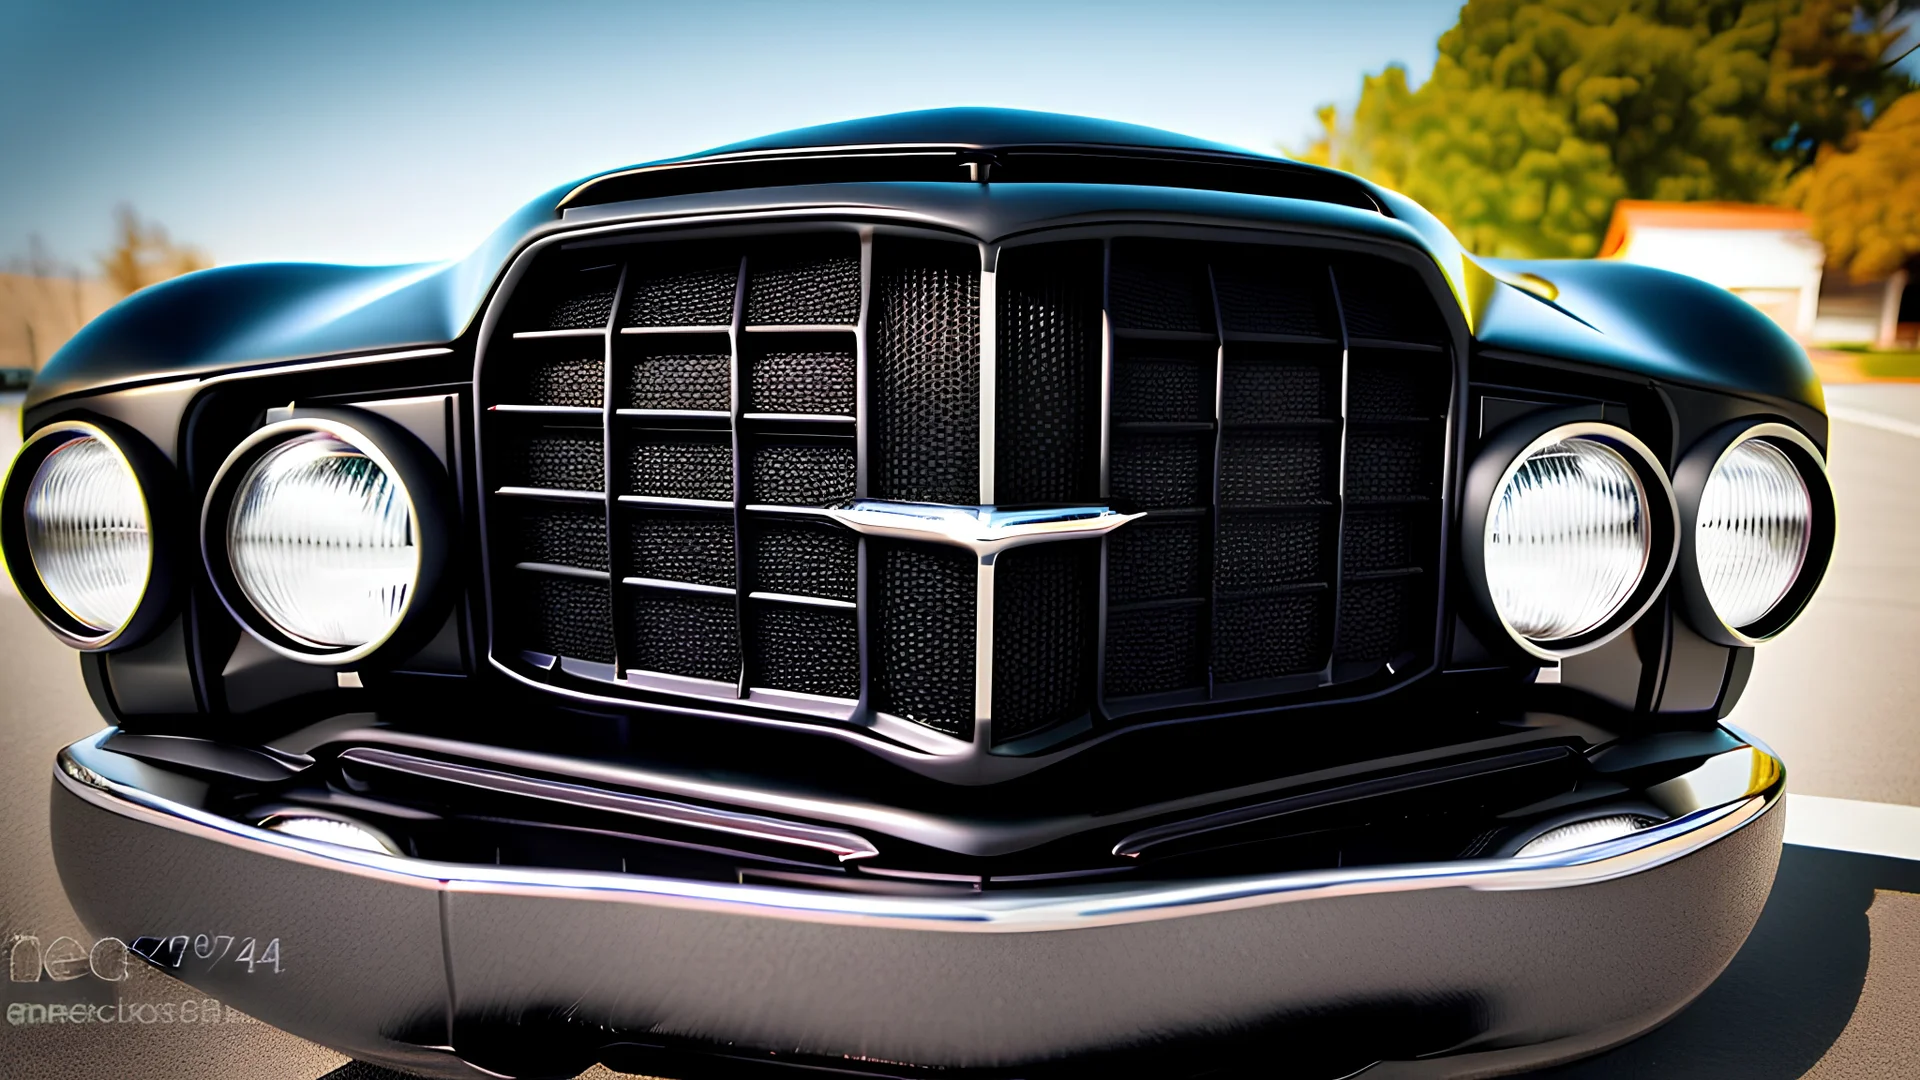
xmin=1219 ymin=430 xmax=1337 ymax=507
xmin=1107 ymin=515 xmax=1205 ymax=605
xmin=1221 ymin=347 xmax=1338 ymax=423
xmin=622 ymin=436 xmax=731 ymax=501
xmin=747 ymin=440 xmax=855 ymax=506
xmin=752 ymin=521 xmax=857 ymax=602
xmin=1109 ymin=242 xmax=1210 ymax=331
xmin=479 ymin=228 xmax=1454 ymax=752
xmin=1349 ymin=350 xmax=1448 ymax=420
xmin=621 ymin=343 xmax=730 ymax=411
xmin=520 ymin=576 xmax=614 ymax=663
xmin=503 ymin=430 xmax=603 ymax=492
xmin=516 ymin=263 xmax=618 ymax=331
xmin=1335 ymin=260 xmax=1444 ymax=343
xmin=1104 ymin=602 xmax=1206 ymax=697
xmin=748 ymin=345 xmax=856 ymax=415
xmin=996 ymin=242 xmax=1101 ymax=503
xmin=625 ymin=591 xmax=739 ymax=682
xmin=875 ymin=543 xmax=975 ymax=739
xmin=1111 ymin=430 xmax=1211 ymax=510
xmin=871 ymin=238 xmax=979 ymax=504
xmin=624 ymin=513 xmax=735 ymax=588
xmin=1216 ymin=509 xmax=1332 ymax=594
xmin=1213 ymin=592 xmax=1327 ymax=683
xmin=1112 ymin=345 xmax=1214 ymax=423
xmin=624 ymin=249 xmax=738 ymax=327
xmin=1342 ymin=507 xmax=1428 ymax=575
xmin=746 ymin=239 xmax=861 ymax=325
xmin=992 ymin=542 xmax=1096 ymax=743
xmin=514 ymin=505 xmax=609 ymax=572
xmin=1346 ymin=428 xmax=1436 ymax=503
xmin=751 ymin=603 xmax=858 ymax=699
xmin=1214 ymin=255 xmax=1337 ymax=337
xmin=1097 ymin=239 xmax=1451 ymax=710
xmin=1334 ymin=575 xmax=1422 ymax=664
xmin=500 ymin=341 xmax=604 ymax=407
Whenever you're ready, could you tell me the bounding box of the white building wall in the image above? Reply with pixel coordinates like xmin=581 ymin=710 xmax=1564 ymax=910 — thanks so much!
xmin=1617 ymin=226 xmax=1827 ymax=337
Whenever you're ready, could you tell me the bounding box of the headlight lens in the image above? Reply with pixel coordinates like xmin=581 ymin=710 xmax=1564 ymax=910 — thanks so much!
xmin=227 ymin=432 xmax=417 ymax=649
xmin=1696 ymin=440 xmax=1811 ymax=628
xmin=23 ymin=435 xmax=151 ymax=634
xmin=1485 ymin=438 xmax=1651 ymax=642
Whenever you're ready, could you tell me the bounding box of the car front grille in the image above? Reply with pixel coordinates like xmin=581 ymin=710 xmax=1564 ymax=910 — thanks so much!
xmin=478 ymin=222 xmax=1455 ymax=756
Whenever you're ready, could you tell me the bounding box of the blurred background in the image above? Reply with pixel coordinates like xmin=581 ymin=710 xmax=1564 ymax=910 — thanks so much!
xmin=3 ymin=1 xmax=1919 ymax=1077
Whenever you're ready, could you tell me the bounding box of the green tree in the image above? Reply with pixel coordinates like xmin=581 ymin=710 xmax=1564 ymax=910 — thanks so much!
xmin=98 ymin=204 xmax=211 ymax=298
xmin=1789 ymin=90 xmax=1920 ymax=280
xmin=1300 ymin=0 xmax=1913 ymax=258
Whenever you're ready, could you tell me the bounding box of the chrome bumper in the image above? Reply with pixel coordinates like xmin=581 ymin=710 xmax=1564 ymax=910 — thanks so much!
xmin=52 ymin=730 xmax=1786 ymax=1078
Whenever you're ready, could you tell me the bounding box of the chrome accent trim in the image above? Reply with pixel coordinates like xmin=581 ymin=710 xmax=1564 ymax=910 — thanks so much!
xmin=497 ymin=486 xmax=603 ymax=502
xmin=518 ymin=561 xmax=605 ymax=581
xmin=489 ymin=403 xmax=602 ymax=416
xmin=616 ymin=494 xmax=731 ymax=510
xmin=974 ymin=554 xmax=996 ymax=746
xmin=335 ymin=747 xmax=879 ymax=862
xmin=57 ymin=735 xmax=1780 ymax=932
xmin=617 ymin=408 xmax=731 ymax=421
xmin=979 ymin=263 xmax=997 ymax=505
xmin=626 ymin=576 xmax=736 ymax=597
xmin=822 ymin=500 xmax=1145 ymax=558
xmin=748 ymin=590 xmax=857 ymax=610
xmin=740 ymin=412 xmax=854 ymax=425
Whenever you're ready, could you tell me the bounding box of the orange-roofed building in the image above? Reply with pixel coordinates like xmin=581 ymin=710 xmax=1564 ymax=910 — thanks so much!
xmin=1600 ymin=201 xmax=1910 ymax=348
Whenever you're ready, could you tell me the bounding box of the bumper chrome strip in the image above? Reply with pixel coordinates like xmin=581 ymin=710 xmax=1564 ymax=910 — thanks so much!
xmin=56 ymin=734 xmax=1781 ymax=934
xmin=335 ymin=746 xmax=879 ymax=862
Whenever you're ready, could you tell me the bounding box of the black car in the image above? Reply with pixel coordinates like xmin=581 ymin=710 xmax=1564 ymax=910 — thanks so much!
xmin=3 ymin=109 xmax=1833 ymax=1079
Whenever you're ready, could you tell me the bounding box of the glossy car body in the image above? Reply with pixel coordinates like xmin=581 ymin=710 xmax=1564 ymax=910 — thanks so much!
xmin=11 ymin=110 xmax=1826 ymax=1078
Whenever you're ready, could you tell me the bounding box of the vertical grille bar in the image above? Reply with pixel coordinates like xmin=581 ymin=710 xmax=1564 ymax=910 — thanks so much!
xmin=1204 ymin=262 xmax=1226 ymax=699
xmin=1095 ymin=239 xmax=1114 ymax=706
xmin=602 ymin=265 xmax=630 ymax=676
xmin=1323 ymin=265 xmax=1352 ymax=677
xmin=854 ymin=231 xmax=876 ymax=713
xmin=728 ymin=255 xmax=750 ymax=697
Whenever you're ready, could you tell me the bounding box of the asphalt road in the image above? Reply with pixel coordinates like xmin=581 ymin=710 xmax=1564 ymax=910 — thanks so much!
xmin=2 ymin=385 xmax=1919 ymax=1078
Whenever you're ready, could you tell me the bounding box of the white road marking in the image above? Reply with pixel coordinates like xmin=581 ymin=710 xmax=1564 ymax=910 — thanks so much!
xmin=1785 ymin=793 xmax=1920 ymax=861
xmin=1829 ymin=405 xmax=1920 ymax=441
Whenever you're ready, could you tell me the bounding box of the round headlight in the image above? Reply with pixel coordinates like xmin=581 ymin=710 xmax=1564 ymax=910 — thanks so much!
xmin=1697 ymin=440 xmax=1810 ymax=627
xmin=229 ymin=433 xmax=417 ymax=649
xmin=1675 ymin=422 xmax=1834 ymax=645
xmin=204 ymin=413 xmax=450 ymax=664
xmin=26 ymin=436 xmax=150 ymax=633
xmin=1463 ymin=415 xmax=1679 ymax=659
xmin=1486 ymin=438 xmax=1650 ymax=642
xmin=1 ymin=420 xmax=172 ymax=650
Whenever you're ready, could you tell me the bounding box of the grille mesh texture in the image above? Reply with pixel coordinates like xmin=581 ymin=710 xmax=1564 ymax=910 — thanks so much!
xmin=481 ymin=227 xmax=1450 ymax=751
xmin=871 ymin=238 xmax=980 ymax=504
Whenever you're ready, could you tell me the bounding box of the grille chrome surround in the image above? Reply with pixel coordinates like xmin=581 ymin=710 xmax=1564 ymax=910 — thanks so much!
xmin=476 ymin=217 xmax=1461 ymax=777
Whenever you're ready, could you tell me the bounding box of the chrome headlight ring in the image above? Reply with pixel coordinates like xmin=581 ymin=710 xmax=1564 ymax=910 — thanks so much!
xmin=0 ymin=418 xmax=180 ymax=651
xmin=1461 ymin=410 xmax=1680 ymax=661
xmin=1673 ymin=421 xmax=1834 ymax=646
xmin=200 ymin=409 xmax=454 ymax=666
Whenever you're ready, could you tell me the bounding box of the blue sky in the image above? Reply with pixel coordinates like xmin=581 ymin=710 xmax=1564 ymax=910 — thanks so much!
xmin=0 ymin=0 xmax=1461 ymax=269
